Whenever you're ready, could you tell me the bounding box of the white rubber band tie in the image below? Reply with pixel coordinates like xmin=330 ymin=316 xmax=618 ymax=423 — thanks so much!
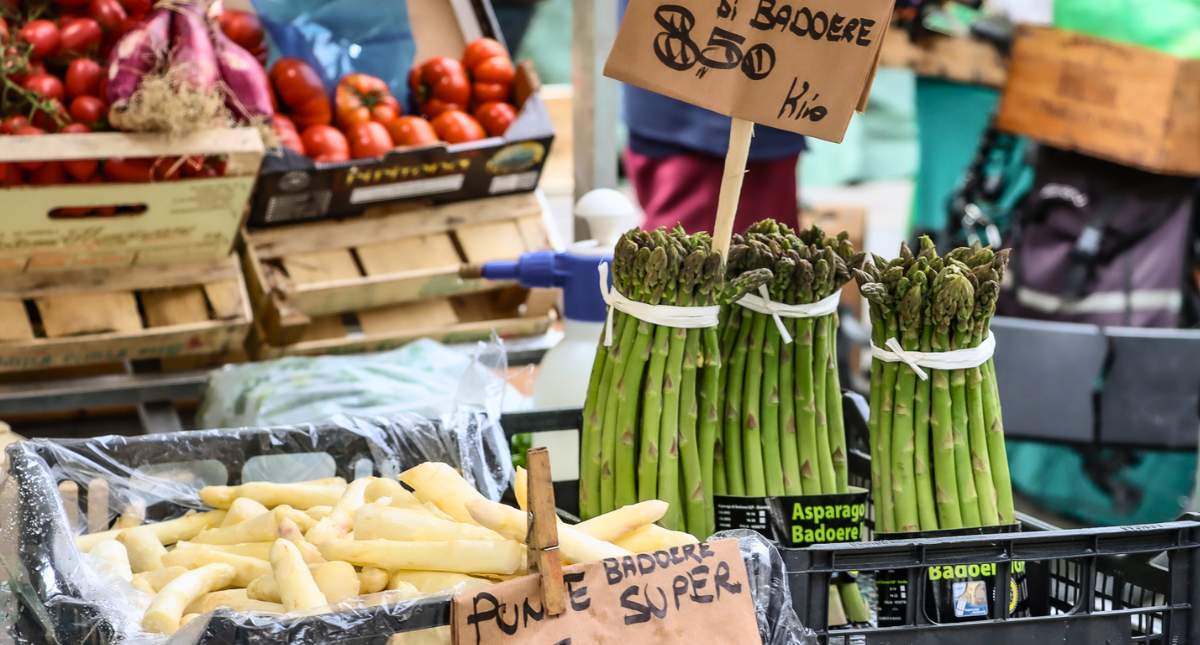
xmin=597 ymin=262 xmax=721 ymax=347
xmin=870 ymin=331 xmax=997 ymax=381
xmin=736 ymin=287 xmax=842 ymax=345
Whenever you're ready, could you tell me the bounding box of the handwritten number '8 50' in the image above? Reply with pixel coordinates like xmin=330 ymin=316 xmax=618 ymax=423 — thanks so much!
xmin=653 ymin=5 xmax=775 ymax=80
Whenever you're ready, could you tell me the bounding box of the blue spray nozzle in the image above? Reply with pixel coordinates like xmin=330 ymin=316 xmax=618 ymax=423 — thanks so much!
xmin=479 ymin=250 xmax=611 ymax=323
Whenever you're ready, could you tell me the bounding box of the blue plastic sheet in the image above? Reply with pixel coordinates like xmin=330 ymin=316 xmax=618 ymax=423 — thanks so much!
xmin=250 ymin=0 xmax=417 ymax=106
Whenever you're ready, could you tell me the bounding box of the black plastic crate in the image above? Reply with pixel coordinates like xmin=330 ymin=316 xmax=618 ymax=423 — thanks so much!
xmin=498 ymin=401 xmax=1200 ymax=645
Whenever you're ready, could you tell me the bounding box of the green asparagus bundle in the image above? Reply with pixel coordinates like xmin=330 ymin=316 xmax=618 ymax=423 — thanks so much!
xmin=579 ymin=226 xmax=770 ymax=539
xmin=720 ymin=220 xmax=867 ymax=624
xmin=855 ymin=237 xmax=1014 ymax=535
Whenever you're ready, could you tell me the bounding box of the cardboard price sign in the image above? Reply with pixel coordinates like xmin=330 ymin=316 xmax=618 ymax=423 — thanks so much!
xmin=605 ymin=0 xmax=896 ymax=142
xmin=452 ymin=539 xmax=762 ymax=645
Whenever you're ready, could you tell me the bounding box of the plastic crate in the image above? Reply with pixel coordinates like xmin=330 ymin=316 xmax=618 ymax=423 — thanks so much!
xmin=498 ymin=402 xmax=1200 ymax=645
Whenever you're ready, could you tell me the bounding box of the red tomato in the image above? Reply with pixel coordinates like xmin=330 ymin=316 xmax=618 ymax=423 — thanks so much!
xmin=473 ymin=101 xmax=516 ymax=137
xmin=88 ymin=0 xmax=127 ymax=32
xmin=345 ymin=120 xmax=393 ymax=159
xmin=55 ymin=0 xmax=91 ymax=8
xmin=117 ymin=0 xmax=150 ymax=16
xmin=472 ymin=82 xmax=509 ymax=104
xmin=385 ymin=115 xmax=438 ymax=148
xmin=300 ymin=124 xmax=350 ymax=163
xmin=19 ymin=20 xmax=60 ymax=60
xmin=472 ymin=56 xmax=515 ymax=85
xmin=431 ymin=110 xmax=485 ymax=144
xmin=335 ymin=73 xmax=399 ymax=128
xmin=65 ymin=58 xmax=103 ymax=98
xmin=0 ymin=17 xmax=8 ymax=42
xmin=410 ymin=56 xmax=470 ymax=117
xmin=23 ymin=72 xmax=64 ymax=102
xmin=31 ymin=99 xmax=67 ymax=131
xmin=420 ymin=98 xmax=462 ymax=119
xmin=270 ymin=58 xmax=331 ymax=128
xmin=0 ymin=163 xmax=23 ymax=186
xmin=69 ymin=95 xmax=106 ymax=126
xmin=462 ymin=38 xmax=508 ymax=71
xmin=59 ymin=17 xmax=102 ymax=55
xmin=30 ymin=161 xmax=66 ymax=185
xmin=1 ymin=115 xmax=29 ymax=134
xmin=103 ymin=157 xmax=154 ymax=182
xmin=60 ymin=123 xmax=99 ymax=183
xmin=13 ymin=125 xmax=46 ymax=171
xmin=218 ymin=10 xmax=264 ymax=55
xmin=271 ymin=114 xmax=305 ymax=155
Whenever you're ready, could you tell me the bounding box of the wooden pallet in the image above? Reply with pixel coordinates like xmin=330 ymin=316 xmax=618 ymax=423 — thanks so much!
xmin=243 ymin=191 xmax=555 ymax=347
xmin=879 ymin=29 xmax=1008 ymax=88
xmin=249 ymin=286 xmax=555 ymax=359
xmin=0 ymin=256 xmax=252 ymax=372
xmin=0 ymin=128 xmax=263 ymax=273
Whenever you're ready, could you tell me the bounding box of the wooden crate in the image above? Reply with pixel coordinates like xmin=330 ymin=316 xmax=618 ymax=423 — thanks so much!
xmin=996 ymin=26 xmax=1200 ymax=176
xmin=242 ymin=191 xmax=554 ymax=346
xmin=249 ymin=287 xmax=556 ymax=359
xmin=0 ymin=256 xmax=252 ymax=372
xmin=0 ymin=128 xmax=264 ymax=273
xmin=879 ymin=29 xmax=1008 ymax=88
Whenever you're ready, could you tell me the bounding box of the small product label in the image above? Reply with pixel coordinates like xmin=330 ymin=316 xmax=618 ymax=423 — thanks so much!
xmin=349 ymin=174 xmax=465 ymax=204
xmin=874 ymin=569 xmax=909 ymax=627
xmin=264 ymin=191 xmax=332 ymax=223
xmin=488 ymin=171 xmax=539 ymax=194
xmin=712 ymin=495 xmax=772 ymax=539
xmin=766 ymin=489 xmax=868 ymax=547
xmin=952 ymin=580 xmax=989 ymax=618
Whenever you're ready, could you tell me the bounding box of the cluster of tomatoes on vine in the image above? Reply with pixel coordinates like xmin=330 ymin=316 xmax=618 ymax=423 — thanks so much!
xmin=270 ymin=37 xmax=520 ymax=163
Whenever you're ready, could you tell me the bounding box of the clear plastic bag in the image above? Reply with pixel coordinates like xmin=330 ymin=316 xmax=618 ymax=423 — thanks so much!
xmin=0 ymin=412 xmax=512 ymax=644
xmin=197 ymin=338 xmax=524 ymax=429
xmin=720 ymin=530 xmax=819 ymax=645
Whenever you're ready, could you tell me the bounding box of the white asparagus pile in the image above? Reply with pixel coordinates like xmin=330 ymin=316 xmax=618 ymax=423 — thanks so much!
xmin=71 ymin=462 xmax=697 ymax=636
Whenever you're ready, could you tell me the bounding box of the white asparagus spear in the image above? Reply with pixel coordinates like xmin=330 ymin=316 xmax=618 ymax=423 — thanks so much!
xmin=89 ymin=540 xmax=133 ymax=581
xmin=184 ymin=588 xmax=284 ymax=615
xmin=162 ymin=545 xmax=272 ymax=587
xmin=388 ymin=570 xmax=491 ymax=593
xmin=118 ymin=525 xmax=167 ymax=573
xmin=358 ymin=567 xmax=389 ymax=594
xmin=221 ymin=497 xmax=270 ymax=527
xmin=311 ymin=561 xmax=360 ymax=604
xmin=466 ymin=498 xmax=630 ymax=564
xmin=200 ymin=479 xmax=347 ymax=510
xmin=318 ymin=539 xmax=525 ymax=575
xmin=306 ymin=478 xmax=372 ymax=545
xmin=131 ymin=566 xmax=188 ymax=594
xmin=354 ymin=505 xmax=503 ymax=542
xmin=78 ymin=510 xmax=226 ymax=551
xmin=270 ymin=539 xmax=327 ymax=612
xmin=143 ymin=563 xmax=236 ymax=634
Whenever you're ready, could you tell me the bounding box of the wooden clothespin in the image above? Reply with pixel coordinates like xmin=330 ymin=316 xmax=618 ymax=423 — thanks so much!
xmin=525 ymin=447 xmax=566 ymax=616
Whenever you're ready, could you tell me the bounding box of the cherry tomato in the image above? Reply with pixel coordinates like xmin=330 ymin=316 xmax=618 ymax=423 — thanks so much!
xmin=270 ymin=58 xmax=331 ymax=128
xmin=1 ymin=115 xmax=29 ymax=133
xmin=65 ymin=58 xmax=103 ymax=98
xmin=472 ymin=56 xmax=515 ymax=85
xmin=271 ymin=114 xmax=305 ymax=155
xmin=300 ymin=124 xmax=350 ymax=163
xmin=472 ymin=81 xmax=509 ymax=104
xmin=462 ymin=37 xmax=507 ymax=71
xmin=344 ymin=120 xmax=393 ymax=159
xmin=23 ymin=72 xmax=64 ymax=102
xmin=31 ymin=99 xmax=67 ymax=131
xmin=61 ymin=126 xmax=103 ymax=184
xmin=118 ymin=0 xmax=151 ymax=16
xmin=103 ymin=157 xmax=154 ymax=181
xmin=0 ymin=163 xmax=23 ymax=186
xmin=59 ymin=17 xmax=101 ymax=55
xmin=88 ymin=0 xmax=127 ymax=32
xmin=69 ymin=95 xmax=106 ymax=126
xmin=14 ymin=125 xmax=46 ymax=171
xmin=410 ymin=56 xmax=470 ymax=118
xmin=218 ymin=10 xmax=264 ymax=56
xmin=385 ymin=115 xmax=438 ymax=148
xmin=431 ymin=110 xmax=485 ymax=144
xmin=335 ymin=73 xmax=400 ymax=127
xmin=19 ymin=20 xmax=60 ymax=60
xmin=473 ymin=101 xmax=516 ymax=137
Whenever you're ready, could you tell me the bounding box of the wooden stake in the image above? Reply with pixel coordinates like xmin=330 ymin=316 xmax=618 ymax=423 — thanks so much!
xmin=711 ymin=118 xmax=755 ymax=259
xmin=87 ymin=478 xmax=109 ymax=533
xmin=526 ymin=447 xmax=566 ymax=617
xmin=58 ymin=481 xmax=79 ymax=532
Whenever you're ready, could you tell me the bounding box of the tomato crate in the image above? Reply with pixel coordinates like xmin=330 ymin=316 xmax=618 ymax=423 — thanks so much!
xmin=0 ymin=128 xmax=264 ymax=273
xmin=240 ymin=191 xmax=556 ymax=353
xmin=0 ymin=255 xmax=252 ymax=373
xmin=244 ymin=0 xmax=555 ymax=228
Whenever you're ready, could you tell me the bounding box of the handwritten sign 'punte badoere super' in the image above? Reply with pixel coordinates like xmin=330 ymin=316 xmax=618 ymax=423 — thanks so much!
xmin=605 ymin=0 xmax=897 ymax=143
xmin=451 ymin=539 xmax=761 ymax=645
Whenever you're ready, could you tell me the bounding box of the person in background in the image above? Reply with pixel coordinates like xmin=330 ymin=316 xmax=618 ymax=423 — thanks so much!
xmin=623 ymin=86 xmax=806 ymax=234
